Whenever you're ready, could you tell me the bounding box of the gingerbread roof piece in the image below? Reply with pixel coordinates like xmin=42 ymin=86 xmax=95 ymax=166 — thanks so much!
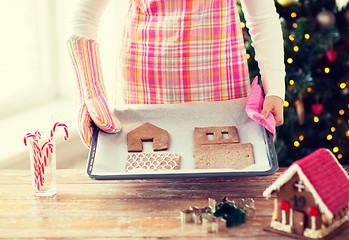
xmin=263 ymin=148 xmax=349 ymax=220
xmin=127 ymin=122 xmax=169 ymax=152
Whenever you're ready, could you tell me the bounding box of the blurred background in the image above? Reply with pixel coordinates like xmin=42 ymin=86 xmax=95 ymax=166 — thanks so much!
xmin=240 ymin=0 xmax=349 ymax=166
xmin=0 ymin=0 xmax=348 ymax=169
xmin=0 ymin=0 xmax=129 ymax=169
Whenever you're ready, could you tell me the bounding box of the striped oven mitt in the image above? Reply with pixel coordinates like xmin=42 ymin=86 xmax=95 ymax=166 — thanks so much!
xmin=67 ymin=36 xmax=121 ymax=147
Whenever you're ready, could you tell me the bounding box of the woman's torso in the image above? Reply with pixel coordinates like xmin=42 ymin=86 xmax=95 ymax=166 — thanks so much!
xmin=117 ymin=0 xmax=250 ymax=104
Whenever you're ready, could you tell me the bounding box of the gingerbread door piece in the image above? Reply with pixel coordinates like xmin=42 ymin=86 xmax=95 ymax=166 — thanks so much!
xmin=127 ymin=122 xmax=169 ymax=152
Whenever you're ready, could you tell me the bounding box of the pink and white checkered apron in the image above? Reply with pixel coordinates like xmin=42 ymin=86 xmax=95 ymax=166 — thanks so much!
xmin=118 ymin=0 xmax=250 ymax=104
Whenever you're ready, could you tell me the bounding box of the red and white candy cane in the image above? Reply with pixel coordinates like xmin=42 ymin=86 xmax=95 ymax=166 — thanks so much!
xmin=41 ymin=139 xmax=54 ymax=166
xmin=51 ymin=122 xmax=69 ymax=140
xmin=24 ymin=123 xmax=68 ymax=191
xmin=24 ymin=132 xmax=44 ymax=190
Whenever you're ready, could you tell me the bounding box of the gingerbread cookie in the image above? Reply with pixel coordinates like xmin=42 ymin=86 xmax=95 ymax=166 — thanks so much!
xmin=126 ymin=153 xmax=180 ymax=172
xmin=127 ymin=122 xmax=169 ymax=152
xmin=193 ymin=126 xmax=254 ymax=170
xmin=193 ymin=126 xmax=240 ymax=145
xmin=193 ymin=143 xmax=254 ymax=169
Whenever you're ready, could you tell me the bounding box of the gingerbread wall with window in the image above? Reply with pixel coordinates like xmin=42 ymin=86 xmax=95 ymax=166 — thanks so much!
xmin=193 ymin=126 xmax=254 ymax=170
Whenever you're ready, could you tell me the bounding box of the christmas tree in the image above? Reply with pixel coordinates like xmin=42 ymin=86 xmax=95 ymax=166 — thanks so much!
xmin=239 ymin=0 xmax=349 ymax=166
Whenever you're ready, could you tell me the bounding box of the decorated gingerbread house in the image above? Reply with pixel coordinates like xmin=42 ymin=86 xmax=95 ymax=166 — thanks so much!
xmin=263 ymin=148 xmax=349 ymax=239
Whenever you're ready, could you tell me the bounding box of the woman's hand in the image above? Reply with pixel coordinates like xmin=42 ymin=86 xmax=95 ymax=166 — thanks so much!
xmin=261 ymin=95 xmax=284 ymax=126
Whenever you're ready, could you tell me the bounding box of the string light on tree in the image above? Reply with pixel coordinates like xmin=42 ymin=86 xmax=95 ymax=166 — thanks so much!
xmin=304 ymin=33 xmax=310 ymax=39
xmin=327 ymin=134 xmax=333 ymax=141
xmin=294 ymin=141 xmax=300 ymax=147
xmin=287 ymin=58 xmax=293 ymax=64
xmin=293 ymin=46 xmax=299 ymax=52
xmin=314 ymin=116 xmax=320 ymax=123
xmin=324 ymin=67 xmax=330 ymax=74
xmin=339 ymin=83 xmax=346 ymax=89
xmin=299 ymin=135 xmax=304 ymax=141
xmin=333 ymin=147 xmax=339 ymax=153
xmin=284 ymin=101 xmax=290 ymax=107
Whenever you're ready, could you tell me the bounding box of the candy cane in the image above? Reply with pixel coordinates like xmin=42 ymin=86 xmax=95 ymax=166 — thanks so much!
xmin=33 ymin=141 xmax=44 ymax=190
xmin=51 ymin=122 xmax=69 ymax=140
xmin=25 ymin=123 xmax=68 ymax=192
xmin=24 ymin=133 xmax=36 ymax=146
xmin=25 ymin=131 xmax=45 ymax=190
xmin=41 ymin=140 xmax=54 ymax=166
xmin=24 ymin=130 xmax=43 ymax=145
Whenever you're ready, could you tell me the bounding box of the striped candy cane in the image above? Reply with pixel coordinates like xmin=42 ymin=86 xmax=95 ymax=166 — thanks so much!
xmin=25 ymin=134 xmax=44 ymax=190
xmin=41 ymin=140 xmax=54 ymax=167
xmin=25 ymin=122 xmax=68 ymax=192
xmin=51 ymin=122 xmax=69 ymax=140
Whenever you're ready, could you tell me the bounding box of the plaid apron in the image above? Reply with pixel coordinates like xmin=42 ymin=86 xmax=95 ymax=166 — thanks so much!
xmin=118 ymin=0 xmax=250 ymax=104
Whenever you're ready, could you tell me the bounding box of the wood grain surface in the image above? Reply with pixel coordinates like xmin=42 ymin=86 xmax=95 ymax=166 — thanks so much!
xmin=0 ymin=169 xmax=348 ymax=239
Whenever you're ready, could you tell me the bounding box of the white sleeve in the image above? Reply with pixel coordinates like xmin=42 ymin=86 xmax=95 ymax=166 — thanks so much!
xmin=240 ymin=0 xmax=285 ymax=101
xmin=70 ymin=0 xmax=110 ymax=40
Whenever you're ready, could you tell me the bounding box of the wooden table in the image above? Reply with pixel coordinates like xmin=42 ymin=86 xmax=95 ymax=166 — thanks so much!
xmin=0 ymin=169 xmax=348 ymax=239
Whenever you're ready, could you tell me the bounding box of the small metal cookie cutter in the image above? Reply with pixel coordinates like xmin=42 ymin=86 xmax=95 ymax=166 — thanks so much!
xmin=181 ymin=197 xmax=255 ymax=233
xmin=181 ymin=206 xmax=212 ymax=225
xmin=202 ymin=215 xmax=226 ymax=233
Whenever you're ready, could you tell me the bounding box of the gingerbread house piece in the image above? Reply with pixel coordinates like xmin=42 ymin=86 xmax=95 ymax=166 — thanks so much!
xmin=193 ymin=126 xmax=254 ymax=170
xmin=127 ymin=122 xmax=169 ymax=152
xmin=263 ymin=148 xmax=349 ymax=239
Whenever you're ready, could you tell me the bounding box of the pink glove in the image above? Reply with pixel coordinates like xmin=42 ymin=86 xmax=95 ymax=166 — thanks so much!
xmin=246 ymin=77 xmax=276 ymax=137
xmin=68 ymin=36 xmax=121 ymax=147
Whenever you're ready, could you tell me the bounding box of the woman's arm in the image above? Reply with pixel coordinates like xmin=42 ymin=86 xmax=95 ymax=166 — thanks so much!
xmin=240 ymin=0 xmax=285 ymax=100
xmin=68 ymin=0 xmax=121 ymax=147
xmin=70 ymin=0 xmax=110 ymax=40
xmin=241 ymin=0 xmax=285 ymax=125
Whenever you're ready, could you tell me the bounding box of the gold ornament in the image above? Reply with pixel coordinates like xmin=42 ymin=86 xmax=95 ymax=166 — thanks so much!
xmin=342 ymin=88 xmax=349 ymax=95
xmin=317 ymin=10 xmax=336 ymax=27
xmin=295 ymin=98 xmax=305 ymax=126
xmin=277 ymin=0 xmax=296 ymax=7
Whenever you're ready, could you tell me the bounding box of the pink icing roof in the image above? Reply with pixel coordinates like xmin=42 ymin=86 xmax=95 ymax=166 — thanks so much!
xmin=294 ymin=148 xmax=349 ymax=215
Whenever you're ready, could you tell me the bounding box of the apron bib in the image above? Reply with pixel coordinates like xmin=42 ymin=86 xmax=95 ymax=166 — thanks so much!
xmin=117 ymin=0 xmax=250 ymax=104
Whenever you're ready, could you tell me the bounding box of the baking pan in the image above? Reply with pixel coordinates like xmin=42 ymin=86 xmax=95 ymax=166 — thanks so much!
xmin=86 ymin=98 xmax=278 ymax=180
